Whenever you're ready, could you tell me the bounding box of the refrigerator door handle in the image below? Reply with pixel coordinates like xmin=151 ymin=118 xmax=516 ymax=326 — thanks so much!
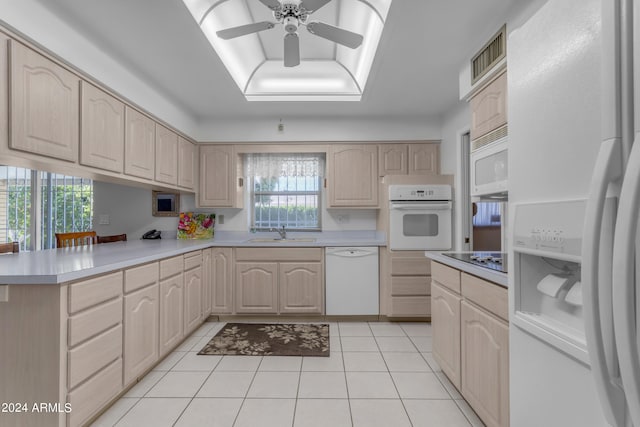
xmin=612 ymin=137 xmax=640 ymax=427
xmin=582 ymin=138 xmax=626 ymax=427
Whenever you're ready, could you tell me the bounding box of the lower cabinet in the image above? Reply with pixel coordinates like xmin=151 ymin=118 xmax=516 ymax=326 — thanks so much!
xmin=235 ymin=262 xmax=279 ymax=314
xmin=279 ymin=262 xmax=323 ymax=314
xmin=202 ymin=248 xmax=212 ymax=318
xmin=210 ymin=247 xmax=233 ymax=314
xmin=159 ymin=272 xmax=184 ymax=356
xmin=381 ymin=249 xmax=432 ymax=318
xmin=123 ymin=283 xmax=159 ymax=386
xmin=431 ymin=282 xmax=461 ymax=389
xmin=184 ymin=252 xmax=203 ymax=335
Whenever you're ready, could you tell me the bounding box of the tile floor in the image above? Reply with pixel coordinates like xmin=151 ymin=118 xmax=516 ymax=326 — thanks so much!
xmin=91 ymin=321 xmax=485 ymax=427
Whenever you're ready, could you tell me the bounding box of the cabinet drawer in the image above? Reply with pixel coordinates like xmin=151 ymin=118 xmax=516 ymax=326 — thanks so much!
xmin=235 ymin=247 xmax=322 ymax=262
xmin=391 ymin=276 xmax=430 ymax=296
xmin=184 ymin=251 xmax=202 ymax=270
xmin=68 ymin=298 xmax=122 ymax=347
xmin=68 ymin=324 xmax=122 ymax=389
xmin=69 ymin=272 xmax=123 ymax=314
xmin=67 ymin=358 xmax=123 ymax=427
xmin=431 ymin=262 xmax=461 ymax=294
xmin=124 ymin=262 xmax=159 ymax=293
xmin=461 ymin=273 xmax=508 ymax=321
xmin=389 ymin=296 xmax=431 ymax=317
xmin=160 ymin=256 xmax=183 ymax=280
xmin=391 ymin=256 xmax=430 ymax=276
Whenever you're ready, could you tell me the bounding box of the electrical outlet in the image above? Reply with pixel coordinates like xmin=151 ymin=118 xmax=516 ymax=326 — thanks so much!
xmin=337 ymin=214 xmax=350 ymax=224
xmin=218 ymin=214 xmax=224 ymax=224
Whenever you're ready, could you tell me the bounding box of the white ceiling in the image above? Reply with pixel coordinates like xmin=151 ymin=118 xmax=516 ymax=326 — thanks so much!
xmin=32 ymin=0 xmax=518 ymax=122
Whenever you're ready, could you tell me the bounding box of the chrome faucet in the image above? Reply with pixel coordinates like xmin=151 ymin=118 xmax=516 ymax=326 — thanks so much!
xmin=271 ymin=225 xmax=287 ymax=240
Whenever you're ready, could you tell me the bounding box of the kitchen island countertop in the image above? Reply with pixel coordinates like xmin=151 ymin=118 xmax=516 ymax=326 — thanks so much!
xmin=0 ymin=230 xmax=385 ymax=285
xmin=425 ymin=251 xmax=508 ymax=288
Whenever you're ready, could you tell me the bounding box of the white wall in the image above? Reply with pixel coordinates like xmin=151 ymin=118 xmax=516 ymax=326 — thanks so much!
xmin=93 ymin=181 xmax=197 ymax=240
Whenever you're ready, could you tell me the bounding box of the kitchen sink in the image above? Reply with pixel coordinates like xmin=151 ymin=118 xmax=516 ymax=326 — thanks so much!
xmin=247 ymin=237 xmax=317 ymax=243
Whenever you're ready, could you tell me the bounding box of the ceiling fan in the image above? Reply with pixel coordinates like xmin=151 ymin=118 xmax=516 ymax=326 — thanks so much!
xmin=216 ymin=0 xmax=364 ymax=67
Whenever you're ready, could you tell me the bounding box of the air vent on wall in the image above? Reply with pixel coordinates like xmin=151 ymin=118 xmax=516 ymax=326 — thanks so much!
xmin=471 ymin=25 xmax=506 ymax=85
xmin=471 ymin=125 xmax=507 ymax=151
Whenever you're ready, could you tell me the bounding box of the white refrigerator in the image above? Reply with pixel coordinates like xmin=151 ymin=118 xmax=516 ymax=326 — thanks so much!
xmin=509 ymin=0 xmax=639 ymax=426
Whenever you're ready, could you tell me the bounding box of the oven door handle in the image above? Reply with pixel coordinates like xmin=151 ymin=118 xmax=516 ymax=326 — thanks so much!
xmin=390 ymin=202 xmax=452 ymax=211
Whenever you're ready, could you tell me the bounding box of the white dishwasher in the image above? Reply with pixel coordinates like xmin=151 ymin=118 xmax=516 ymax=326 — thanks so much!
xmin=325 ymin=247 xmax=379 ymax=315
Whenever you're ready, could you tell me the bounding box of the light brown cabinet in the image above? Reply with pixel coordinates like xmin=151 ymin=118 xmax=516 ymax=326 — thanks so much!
xmin=9 ymin=40 xmax=79 ymax=162
xmin=124 ymin=106 xmax=155 ymax=180
xmin=470 ymin=70 xmax=507 ymax=141
xmin=202 ymin=248 xmax=212 ymax=318
xmin=178 ymin=136 xmax=196 ymax=190
xmin=327 ymin=144 xmax=378 ymax=208
xmin=184 ymin=251 xmax=203 ymax=335
xmin=159 ymin=256 xmax=184 ymax=357
xmin=155 ymin=124 xmax=179 ymax=185
xmin=279 ymin=262 xmax=323 ymax=314
xmin=381 ymin=249 xmax=432 ymax=318
xmin=79 ymin=81 xmax=125 ymax=172
xmin=199 ymin=144 xmax=243 ymax=207
xmin=431 ymin=282 xmax=461 ymax=389
xmin=210 ymin=247 xmax=233 ymax=314
xmin=378 ymin=143 xmax=440 ymax=176
xmin=235 ymin=262 xmax=279 ymax=314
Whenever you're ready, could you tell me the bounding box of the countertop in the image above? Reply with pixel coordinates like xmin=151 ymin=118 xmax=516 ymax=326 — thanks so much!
xmin=425 ymin=251 xmax=508 ymax=288
xmin=0 ymin=231 xmax=385 ymax=285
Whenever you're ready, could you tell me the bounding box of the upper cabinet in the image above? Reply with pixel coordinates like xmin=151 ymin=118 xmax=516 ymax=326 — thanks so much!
xmin=199 ymin=144 xmax=243 ymax=208
xmin=155 ymin=124 xmax=179 ymax=186
xmin=379 ymin=143 xmax=440 ymax=176
xmin=178 ymin=136 xmax=196 ymax=190
xmin=124 ymin=106 xmax=155 ymax=180
xmin=9 ymin=40 xmax=79 ymax=162
xmin=327 ymin=144 xmax=378 ymax=208
xmin=80 ymin=81 xmax=125 ymax=172
xmin=470 ymin=71 xmax=507 ymax=141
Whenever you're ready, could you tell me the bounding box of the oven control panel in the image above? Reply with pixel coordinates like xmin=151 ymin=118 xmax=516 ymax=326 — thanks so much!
xmin=389 ymin=185 xmax=452 ymax=201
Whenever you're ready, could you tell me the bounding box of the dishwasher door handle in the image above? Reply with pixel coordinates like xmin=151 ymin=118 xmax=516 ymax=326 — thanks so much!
xmin=328 ymin=249 xmax=375 ymax=258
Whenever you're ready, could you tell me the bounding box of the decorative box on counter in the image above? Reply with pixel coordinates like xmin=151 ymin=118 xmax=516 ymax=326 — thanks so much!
xmin=177 ymin=212 xmax=215 ymax=239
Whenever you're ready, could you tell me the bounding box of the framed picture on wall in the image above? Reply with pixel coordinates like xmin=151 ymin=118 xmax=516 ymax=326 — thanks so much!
xmin=152 ymin=191 xmax=180 ymax=217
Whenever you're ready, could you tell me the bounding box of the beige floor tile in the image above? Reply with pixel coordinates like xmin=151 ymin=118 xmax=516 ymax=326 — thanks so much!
xmin=153 ymin=351 xmax=187 ymax=371
xmin=454 ymin=398 xmax=485 ymax=427
xmin=302 ymin=353 xmax=344 ymax=372
xmin=259 ymin=356 xmax=303 ymax=371
xmin=215 ymin=355 xmax=263 ymax=371
xmin=197 ymin=371 xmax=255 ymax=398
xmin=422 ymin=352 xmax=442 ymax=372
xmin=329 ymin=336 xmax=342 ymax=352
xmin=375 ymin=336 xmax=418 ymax=352
xmin=247 ymin=371 xmax=300 ymax=398
xmin=368 ymin=323 xmax=407 ymax=337
xmin=343 ymin=352 xmax=387 ymax=371
xmin=435 ymin=371 xmax=463 ymax=399
xmin=191 ymin=335 xmax=215 ymax=352
xmin=174 ymin=398 xmax=243 ymax=427
xmin=114 ymin=398 xmax=190 ymax=427
xmin=298 ymin=371 xmax=348 ymax=398
xmin=175 ymin=335 xmax=202 ymax=351
xmin=382 ymin=352 xmax=432 ymax=372
xmin=123 ymin=371 xmax=166 ymax=397
xmin=391 ymin=372 xmax=450 ymax=399
xmin=234 ymin=398 xmax=296 ymax=427
xmin=350 ymin=399 xmax=411 ymax=427
xmin=293 ymin=399 xmax=352 ymax=427
xmin=404 ymin=399 xmax=472 ymax=427
xmin=191 ymin=322 xmax=217 ymax=337
xmin=90 ymin=397 xmax=138 ymax=426
xmin=401 ymin=323 xmax=432 ymax=337
xmin=346 ymin=372 xmax=398 ymax=398
xmin=328 ymin=322 xmax=339 ymax=336
xmin=410 ymin=336 xmax=433 ymax=352
xmin=145 ymin=371 xmax=209 ymax=397
xmin=340 ymin=336 xmax=379 ymax=352
xmin=171 ymin=352 xmax=222 ymax=371
xmin=338 ymin=322 xmax=373 ymax=336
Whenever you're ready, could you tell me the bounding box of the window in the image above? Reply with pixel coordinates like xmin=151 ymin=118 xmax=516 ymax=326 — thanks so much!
xmin=472 ymin=201 xmax=502 ymax=227
xmin=0 ymin=165 xmax=93 ymax=251
xmin=245 ymin=153 xmax=324 ymax=231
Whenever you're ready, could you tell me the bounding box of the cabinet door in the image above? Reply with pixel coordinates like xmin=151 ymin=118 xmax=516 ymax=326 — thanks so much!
xmin=432 ymin=282 xmax=462 ymax=389
xmin=9 ymin=40 xmax=79 ymax=162
xmin=199 ymin=145 xmax=240 ymax=207
xmin=211 ymin=247 xmax=233 ymax=314
xmin=124 ymin=284 xmax=159 ymax=386
xmin=80 ymin=81 xmax=125 ymax=172
xmin=178 ymin=136 xmax=196 ymax=190
xmin=235 ymin=262 xmax=278 ymax=314
xmin=378 ymin=144 xmax=407 ymax=176
xmin=0 ymin=34 xmax=8 ymax=152
xmin=124 ymin=106 xmax=155 ymax=180
xmin=155 ymin=124 xmax=178 ymax=185
xmin=470 ymin=71 xmax=507 ymax=141
xmin=461 ymin=300 xmax=509 ymax=427
xmin=279 ymin=262 xmax=323 ymax=314
xmin=408 ymin=144 xmax=440 ymax=175
xmin=159 ymin=274 xmax=183 ymax=356
xmin=202 ymin=249 xmax=212 ymax=318
xmin=328 ymin=145 xmax=378 ymax=207
xmin=184 ymin=266 xmax=203 ymax=335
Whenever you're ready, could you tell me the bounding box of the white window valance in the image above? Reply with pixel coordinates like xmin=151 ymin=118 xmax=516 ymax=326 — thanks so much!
xmin=245 ymin=153 xmax=325 ymax=178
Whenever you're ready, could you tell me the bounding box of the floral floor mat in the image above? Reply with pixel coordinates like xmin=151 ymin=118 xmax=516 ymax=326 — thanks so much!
xmin=197 ymin=323 xmax=330 ymax=357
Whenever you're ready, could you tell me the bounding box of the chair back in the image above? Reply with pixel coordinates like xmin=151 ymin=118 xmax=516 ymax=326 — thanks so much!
xmin=0 ymin=242 xmax=19 ymax=254
xmin=55 ymin=231 xmax=97 ymax=248
xmin=97 ymin=234 xmax=127 ymax=244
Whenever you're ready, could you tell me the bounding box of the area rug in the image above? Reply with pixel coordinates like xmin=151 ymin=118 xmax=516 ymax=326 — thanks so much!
xmin=197 ymin=323 xmax=329 ymax=357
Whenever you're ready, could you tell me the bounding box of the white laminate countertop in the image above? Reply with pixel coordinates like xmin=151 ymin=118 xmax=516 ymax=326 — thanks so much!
xmin=0 ymin=231 xmax=386 ymax=285
xmin=425 ymin=251 xmax=508 ymax=288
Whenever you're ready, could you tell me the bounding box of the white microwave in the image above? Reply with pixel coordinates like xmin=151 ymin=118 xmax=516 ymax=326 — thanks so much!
xmin=470 ymin=136 xmax=508 ymax=198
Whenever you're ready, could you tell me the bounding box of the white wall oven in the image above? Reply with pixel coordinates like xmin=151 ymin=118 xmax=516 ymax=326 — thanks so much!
xmin=389 ymin=185 xmax=453 ymax=250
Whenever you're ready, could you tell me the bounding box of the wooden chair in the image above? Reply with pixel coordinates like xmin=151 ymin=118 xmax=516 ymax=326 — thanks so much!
xmin=97 ymin=234 xmax=127 ymax=244
xmin=55 ymin=231 xmax=97 ymax=248
xmin=0 ymin=242 xmax=19 ymax=254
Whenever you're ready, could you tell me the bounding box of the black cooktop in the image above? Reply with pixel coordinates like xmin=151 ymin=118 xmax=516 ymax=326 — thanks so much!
xmin=443 ymin=252 xmax=508 ymax=273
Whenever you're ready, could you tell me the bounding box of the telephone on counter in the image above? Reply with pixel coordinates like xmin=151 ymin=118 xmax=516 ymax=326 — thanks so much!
xmin=142 ymin=229 xmax=162 ymax=240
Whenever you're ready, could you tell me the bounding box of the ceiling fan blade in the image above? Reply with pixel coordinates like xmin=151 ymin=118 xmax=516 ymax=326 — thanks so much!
xmin=216 ymin=21 xmax=276 ymax=40
xmin=306 ymin=21 xmax=363 ymax=49
xmin=300 ymin=0 xmax=331 ymax=13
xmin=259 ymin=0 xmax=282 ymax=11
xmin=284 ymin=33 xmax=300 ymax=67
